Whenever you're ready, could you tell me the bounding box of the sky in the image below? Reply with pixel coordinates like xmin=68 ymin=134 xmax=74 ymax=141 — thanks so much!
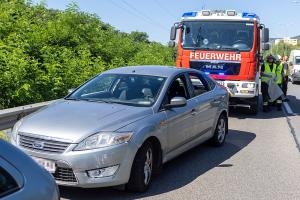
xmin=32 ymin=0 xmax=300 ymax=44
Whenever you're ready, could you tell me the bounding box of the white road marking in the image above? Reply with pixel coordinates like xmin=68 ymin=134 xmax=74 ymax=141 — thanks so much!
xmin=283 ymin=102 xmax=294 ymax=114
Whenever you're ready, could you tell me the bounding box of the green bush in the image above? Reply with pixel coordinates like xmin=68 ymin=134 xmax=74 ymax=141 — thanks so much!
xmin=0 ymin=0 xmax=175 ymax=109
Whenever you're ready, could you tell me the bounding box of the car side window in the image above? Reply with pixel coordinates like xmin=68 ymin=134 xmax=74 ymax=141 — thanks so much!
xmin=0 ymin=167 xmax=19 ymax=198
xmin=203 ymin=75 xmax=216 ymax=90
xmin=188 ymin=73 xmax=210 ymax=97
xmin=163 ymin=75 xmax=189 ymax=106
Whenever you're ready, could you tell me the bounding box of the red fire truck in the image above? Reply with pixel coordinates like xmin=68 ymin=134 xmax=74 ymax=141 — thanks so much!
xmin=169 ymin=10 xmax=270 ymax=114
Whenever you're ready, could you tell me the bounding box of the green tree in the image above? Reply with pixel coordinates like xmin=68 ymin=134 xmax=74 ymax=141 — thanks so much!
xmin=0 ymin=0 xmax=175 ymax=109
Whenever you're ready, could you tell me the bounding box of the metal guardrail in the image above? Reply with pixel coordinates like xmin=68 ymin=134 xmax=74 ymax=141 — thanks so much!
xmin=0 ymin=100 xmax=56 ymax=130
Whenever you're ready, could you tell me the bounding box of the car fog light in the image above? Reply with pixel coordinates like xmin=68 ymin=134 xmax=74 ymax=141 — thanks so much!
xmin=87 ymin=165 xmax=119 ymax=178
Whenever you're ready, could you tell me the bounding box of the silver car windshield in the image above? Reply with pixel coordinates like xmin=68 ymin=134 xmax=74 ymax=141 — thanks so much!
xmin=67 ymin=74 xmax=166 ymax=107
xmin=181 ymin=21 xmax=254 ymax=52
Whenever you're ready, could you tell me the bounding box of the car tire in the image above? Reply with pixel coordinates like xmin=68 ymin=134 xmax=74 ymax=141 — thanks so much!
xmin=126 ymin=141 xmax=153 ymax=192
xmin=210 ymin=114 xmax=228 ymax=147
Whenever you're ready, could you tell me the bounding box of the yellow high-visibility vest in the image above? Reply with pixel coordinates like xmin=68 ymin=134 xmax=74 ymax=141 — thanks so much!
xmin=276 ymin=63 xmax=283 ymax=84
xmin=261 ymin=63 xmax=276 ymax=83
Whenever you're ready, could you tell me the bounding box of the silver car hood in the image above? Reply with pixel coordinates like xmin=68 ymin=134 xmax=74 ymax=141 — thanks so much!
xmin=19 ymin=100 xmax=153 ymax=143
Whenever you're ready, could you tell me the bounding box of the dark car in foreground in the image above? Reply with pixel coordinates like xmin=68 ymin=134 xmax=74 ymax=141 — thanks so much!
xmin=11 ymin=66 xmax=229 ymax=192
xmin=0 ymin=140 xmax=59 ymax=200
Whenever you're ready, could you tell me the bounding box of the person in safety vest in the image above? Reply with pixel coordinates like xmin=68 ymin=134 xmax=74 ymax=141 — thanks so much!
xmin=260 ymin=55 xmax=277 ymax=112
xmin=281 ymin=55 xmax=290 ymax=101
xmin=273 ymin=55 xmax=283 ymax=110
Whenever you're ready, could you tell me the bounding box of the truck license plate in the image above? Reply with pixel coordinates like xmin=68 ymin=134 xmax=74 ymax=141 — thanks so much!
xmin=32 ymin=156 xmax=56 ymax=173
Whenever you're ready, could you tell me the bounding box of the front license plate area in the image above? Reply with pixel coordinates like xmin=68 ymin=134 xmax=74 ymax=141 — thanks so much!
xmin=32 ymin=156 xmax=56 ymax=173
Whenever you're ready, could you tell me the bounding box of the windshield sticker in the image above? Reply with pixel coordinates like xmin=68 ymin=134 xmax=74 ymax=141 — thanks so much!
xmin=246 ymin=23 xmax=254 ymax=26
xmin=203 ymin=39 xmax=209 ymax=45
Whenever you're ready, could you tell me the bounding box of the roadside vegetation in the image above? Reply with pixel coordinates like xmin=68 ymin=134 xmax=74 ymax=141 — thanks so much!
xmin=266 ymin=40 xmax=300 ymax=57
xmin=0 ymin=0 xmax=175 ymax=109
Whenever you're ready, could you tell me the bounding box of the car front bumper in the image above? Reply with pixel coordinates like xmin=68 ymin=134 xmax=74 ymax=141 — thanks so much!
xmin=14 ymin=140 xmax=138 ymax=188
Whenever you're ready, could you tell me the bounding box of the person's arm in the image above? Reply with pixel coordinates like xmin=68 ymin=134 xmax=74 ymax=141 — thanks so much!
xmin=260 ymin=64 xmax=265 ymax=77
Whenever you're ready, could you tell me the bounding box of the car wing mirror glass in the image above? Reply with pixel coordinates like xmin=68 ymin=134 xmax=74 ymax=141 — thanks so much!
xmin=164 ymin=97 xmax=187 ymax=109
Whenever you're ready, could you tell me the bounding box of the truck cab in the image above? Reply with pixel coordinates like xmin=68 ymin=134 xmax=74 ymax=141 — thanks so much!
xmin=170 ymin=10 xmax=270 ymax=114
xmin=289 ymin=49 xmax=300 ymax=84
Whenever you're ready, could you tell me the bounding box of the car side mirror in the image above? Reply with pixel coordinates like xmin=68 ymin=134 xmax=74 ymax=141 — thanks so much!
xmin=68 ymin=88 xmax=75 ymax=94
xmin=164 ymin=97 xmax=187 ymax=109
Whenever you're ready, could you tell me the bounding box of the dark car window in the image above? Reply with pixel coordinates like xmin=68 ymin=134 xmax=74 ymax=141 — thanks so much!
xmin=162 ymin=75 xmax=190 ymax=106
xmin=0 ymin=167 xmax=19 ymax=198
xmin=188 ymin=73 xmax=210 ymax=97
xmin=203 ymin=74 xmax=216 ymax=90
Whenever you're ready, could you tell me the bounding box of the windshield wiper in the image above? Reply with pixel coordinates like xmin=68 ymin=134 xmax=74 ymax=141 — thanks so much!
xmin=219 ymin=47 xmax=241 ymax=52
xmin=65 ymin=97 xmax=80 ymax=101
xmin=189 ymin=47 xmax=212 ymax=50
xmin=81 ymin=98 xmax=113 ymax=104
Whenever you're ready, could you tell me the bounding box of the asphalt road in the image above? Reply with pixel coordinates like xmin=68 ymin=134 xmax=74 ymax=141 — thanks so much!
xmin=60 ymin=85 xmax=300 ymax=200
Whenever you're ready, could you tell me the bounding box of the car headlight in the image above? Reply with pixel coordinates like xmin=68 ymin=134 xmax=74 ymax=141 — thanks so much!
xmin=74 ymin=132 xmax=133 ymax=151
xmin=11 ymin=119 xmax=23 ymax=142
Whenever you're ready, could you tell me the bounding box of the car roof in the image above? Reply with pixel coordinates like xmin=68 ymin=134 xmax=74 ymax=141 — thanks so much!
xmin=103 ymin=65 xmax=199 ymax=77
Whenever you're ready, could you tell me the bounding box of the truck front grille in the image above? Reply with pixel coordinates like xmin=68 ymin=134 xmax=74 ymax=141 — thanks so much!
xmin=190 ymin=61 xmax=241 ymax=75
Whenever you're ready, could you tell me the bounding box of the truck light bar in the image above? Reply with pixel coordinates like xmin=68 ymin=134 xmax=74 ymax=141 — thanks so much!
xmin=182 ymin=12 xmax=197 ymax=17
xmin=242 ymin=12 xmax=258 ymax=19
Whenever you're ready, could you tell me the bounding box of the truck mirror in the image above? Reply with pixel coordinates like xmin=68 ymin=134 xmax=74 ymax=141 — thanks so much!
xmin=168 ymin=40 xmax=175 ymax=48
xmin=262 ymin=43 xmax=270 ymax=51
xmin=262 ymin=28 xmax=269 ymax=43
xmin=170 ymin=25 xmax=177 ymax=41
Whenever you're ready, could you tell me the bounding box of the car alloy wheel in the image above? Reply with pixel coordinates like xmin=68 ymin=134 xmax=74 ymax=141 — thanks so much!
xmin=144 ymin=148 xmax=153 ymax=185
xmin=217 ymin=118 xmax=226 ymax=143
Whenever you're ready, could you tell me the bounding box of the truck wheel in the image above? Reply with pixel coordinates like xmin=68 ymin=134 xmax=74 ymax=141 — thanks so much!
xmin=210 ymin=114 xmax=228 ymax=147
xmin=126 ymin=141 xmax=153 ymax=192
xmin=249 ymin=96 xmax=258 ymax=115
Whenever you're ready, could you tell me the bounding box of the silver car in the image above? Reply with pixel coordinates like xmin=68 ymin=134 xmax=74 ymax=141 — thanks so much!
xmin=0 ymin=140 xmax=59 ymax=200
xmin=11 ymin=66 xmax=229 ymax=192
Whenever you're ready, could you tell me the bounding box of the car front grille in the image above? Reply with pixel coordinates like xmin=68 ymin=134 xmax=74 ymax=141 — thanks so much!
xmin=53 ymin=167 xmax=77 ymax=183
xmin=19 ymin=134 xmax=70 ymax=154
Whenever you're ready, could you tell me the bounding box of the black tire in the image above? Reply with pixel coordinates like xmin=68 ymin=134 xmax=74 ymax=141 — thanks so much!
xmin=210 ymin=114 xmax=228 ymax=147
xmin=126 ymin=141 xmax=153 ymax=192
xmin=249 ymin=96 xmax=258 ymax=115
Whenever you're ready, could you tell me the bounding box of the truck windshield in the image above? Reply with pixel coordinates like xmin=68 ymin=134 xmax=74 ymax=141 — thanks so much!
xmin=181 ymin=21 xmax=254 ymax=52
